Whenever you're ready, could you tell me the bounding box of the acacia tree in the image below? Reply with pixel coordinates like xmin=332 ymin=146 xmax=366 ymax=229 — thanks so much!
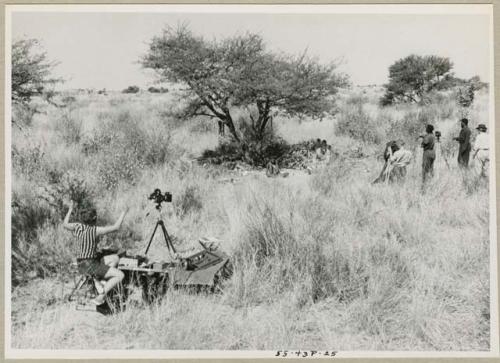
xmin=11 ymin=38 xmax=60 ymax=105
xmin=380 ymin=54 xmax=454 ymax=106
xmin=142 ymin=25 xmax=348 ymax=144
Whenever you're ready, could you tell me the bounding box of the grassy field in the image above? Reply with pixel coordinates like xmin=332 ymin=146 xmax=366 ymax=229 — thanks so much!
xmin=10 ymin=86 xmax=491 ymax=351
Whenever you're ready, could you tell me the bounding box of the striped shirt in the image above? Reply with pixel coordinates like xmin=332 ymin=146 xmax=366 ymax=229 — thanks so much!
xmin=73 ymin=223 xmax=98 ymax=259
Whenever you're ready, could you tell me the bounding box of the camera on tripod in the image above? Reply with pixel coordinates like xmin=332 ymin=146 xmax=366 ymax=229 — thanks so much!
xmin=149 ymin=188 xmax=172 ymax=210
xmin=434 ymin=131 xmax=441 ymax=142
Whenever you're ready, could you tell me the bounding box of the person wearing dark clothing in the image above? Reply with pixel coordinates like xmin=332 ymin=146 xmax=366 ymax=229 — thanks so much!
xmin=421 ymin=125 xmax=436 ymax=183
xmin=453 ymin=118 xmax=472 ymax=167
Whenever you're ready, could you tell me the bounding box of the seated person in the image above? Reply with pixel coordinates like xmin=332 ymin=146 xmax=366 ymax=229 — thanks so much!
xmin=266 ymin=160 xmax=281 ymax=177
xmin=387 ymin=142 xmax=412 ymax=182
xmin=63 ymin=200 xmax=129 ymax=305
xmin=373 ymin=140 xmax=400 ymax=184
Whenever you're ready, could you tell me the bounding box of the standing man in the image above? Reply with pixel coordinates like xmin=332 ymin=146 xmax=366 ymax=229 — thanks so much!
xmin=453 ymin=118 xmax=472 ymax=168
xmin=63 ymin=201 xmax=129 ymax=305
xmin=421 ymin=124 xmax=436 ymax=183
xmin=472 ymin=123 xmax=489 ymax=178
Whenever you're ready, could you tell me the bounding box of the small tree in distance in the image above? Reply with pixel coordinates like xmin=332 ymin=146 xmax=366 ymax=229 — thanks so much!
xmin=11 ymin=38 xmax=60 ymax=105
xmin=142 ymin=25 xmax=348 ymax=144
xmin=380 ymin=54 xmax=455 ymax=106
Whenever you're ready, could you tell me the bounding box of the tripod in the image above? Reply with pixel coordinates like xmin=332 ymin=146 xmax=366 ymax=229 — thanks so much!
xmin=144 ymin=207 xmax=177 ymax=257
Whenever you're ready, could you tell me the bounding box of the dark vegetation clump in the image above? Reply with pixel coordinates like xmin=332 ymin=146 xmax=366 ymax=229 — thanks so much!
xmin=122 ymin=85 xmax=140 ymax=94
xmin=147 ymin=86 xmax=169 ymax=93
xmin=198 ymin=138 xmax=328 ymax=170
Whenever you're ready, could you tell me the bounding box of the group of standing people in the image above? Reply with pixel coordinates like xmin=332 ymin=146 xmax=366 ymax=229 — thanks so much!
xmin=453 ymin=118 xmax=490 ymax=177
xmin=418 ymin=118 xmax=490 ymax=183
xmin=375 ymin=118 xmax=489 ymax=185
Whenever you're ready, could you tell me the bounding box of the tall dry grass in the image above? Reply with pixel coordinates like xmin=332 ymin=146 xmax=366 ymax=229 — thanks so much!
xmin=10 ymin=87 xmax=491 ymax=351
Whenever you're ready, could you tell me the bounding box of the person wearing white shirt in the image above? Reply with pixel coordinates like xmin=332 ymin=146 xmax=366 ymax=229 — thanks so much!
xmin=472 ymin=124 xmax=489 ymax=177
xmin=386 ymin=143 xmax=413 ymax=182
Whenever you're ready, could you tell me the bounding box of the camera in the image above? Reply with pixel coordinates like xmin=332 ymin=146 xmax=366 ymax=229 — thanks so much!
xmin=149 ymin=188 xmax=172 ymax=209
xmin=434 ymin=131 xmax=441 ymax=142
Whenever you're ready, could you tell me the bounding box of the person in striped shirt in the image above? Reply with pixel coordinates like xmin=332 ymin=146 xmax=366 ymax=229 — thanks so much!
xmin=63 ymin=200 xmax=129 ymax=305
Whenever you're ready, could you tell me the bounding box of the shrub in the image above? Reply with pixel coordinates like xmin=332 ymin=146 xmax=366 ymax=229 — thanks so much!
xmin=122 ymin=85 xmax=140 ymax=94
xmin=12 ymin=143 xmax=46 ymax=178
xmin=148 ymin=86 xmax=169 ymax=93
xmin=387 ymin=107 xmax=433 ymax=145
xmin=456 ymin=85 xmax=475 ymax=108
xmin=94 ymin=147 xmax=146 ymax=190
xmin=55 ymin=111 xmax=82 ymax=144
xmin=12 ymin=103 xmax=38 ymax=127
xmin=335 ymin=98 xmax=383 ymax=144
xmin=83 ymin=109 xmax=174 ymax=189
xmin=174 ymin=185 xmax=203 ymax=218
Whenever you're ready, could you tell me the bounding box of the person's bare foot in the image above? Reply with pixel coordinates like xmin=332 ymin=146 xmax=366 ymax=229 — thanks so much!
xmin=91 ymin=293 xmax=106 ymax=305
xmin=93 ymin=279 xmax=104 ymax=294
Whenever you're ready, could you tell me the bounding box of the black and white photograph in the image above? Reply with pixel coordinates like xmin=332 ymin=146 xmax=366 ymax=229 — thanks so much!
xmin=5 ymin=4 xmax=497 ymax=358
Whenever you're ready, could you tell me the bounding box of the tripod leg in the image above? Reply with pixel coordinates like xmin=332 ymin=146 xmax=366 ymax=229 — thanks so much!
xmin=67 ymin=275 xmax=88 ymax=302
xmin=159 ymin=221 xmax=177 ymax=254
xmin=144 ymin=222 xmax=160 ymax=255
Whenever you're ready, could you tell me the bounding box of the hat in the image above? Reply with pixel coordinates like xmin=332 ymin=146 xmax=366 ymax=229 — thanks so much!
xmin=476 ymin=124 xmax=487 ymax=132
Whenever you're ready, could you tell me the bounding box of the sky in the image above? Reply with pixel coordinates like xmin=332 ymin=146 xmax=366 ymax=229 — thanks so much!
xmin=10 ymin=6 xmax=492 ymax=90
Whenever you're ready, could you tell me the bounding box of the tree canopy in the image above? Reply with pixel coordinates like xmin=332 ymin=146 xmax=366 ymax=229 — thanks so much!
xmin=11 ymin=38 xmax=60 ymax=105
xmin=380 ymin=54 xmax=455 ymax=106
xmin=142 ymin=25 xmax=348 ymax=143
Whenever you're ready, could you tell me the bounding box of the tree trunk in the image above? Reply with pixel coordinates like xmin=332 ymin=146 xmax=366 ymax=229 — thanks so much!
xmin=218 ymin=121 xmax=225 ymax=136
xmin=224 ymin=115 xmax=240 ymax=143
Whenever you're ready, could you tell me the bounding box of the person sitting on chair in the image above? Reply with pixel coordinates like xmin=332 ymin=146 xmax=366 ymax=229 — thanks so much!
xmin=63 ymin=200 xmax=128 ymax=305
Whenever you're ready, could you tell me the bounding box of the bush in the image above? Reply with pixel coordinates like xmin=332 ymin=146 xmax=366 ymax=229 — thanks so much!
xmin=12 ymin=224 xmax=75 ymax=284
xmin=12 ymin=143 xmax=46 ymax=178
xmin=386 ymin=107 xmax=433 ymax=145
xmin=174 ymin=185 xmax=203 ymax=218
xmin=95 ymin=147 xmax=146 ymax=190
xmin=456 ymin=85 xmax=475 ymax=108
xmin=122 ymin=85 xmax=140 ymax=94
xmin=55 ymin=111 xmax=82 ymax=144
xmin=148 ymin=86 xmax=168 ymax=93
xmin=83 ymin=109 xmax=174 ymax=190
xmin=12 ymin=103 xmax=38 ymax=127
xmin=335 ymin=98 xmax=384 ymax=144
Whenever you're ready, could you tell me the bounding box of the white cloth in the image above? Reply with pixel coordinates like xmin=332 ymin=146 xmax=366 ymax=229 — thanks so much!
xmin=389 ymin=149 xmax=412 ymax=167
xmin=473 ymin=132 xmax=489 ymax=151
xmin=473 ymin=132 xmax=489 ymax=177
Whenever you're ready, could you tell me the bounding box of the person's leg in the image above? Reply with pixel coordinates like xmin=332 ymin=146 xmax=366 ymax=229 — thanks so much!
xmin=93 ymin=266 xmax=124 ymax=305
xmin=422 ymin=155 xmax=429 ymax=183
xmin=463 ymin=148 xmax=470 ymax=167
xmin=103 ymin=254 xmax=119 ymax=268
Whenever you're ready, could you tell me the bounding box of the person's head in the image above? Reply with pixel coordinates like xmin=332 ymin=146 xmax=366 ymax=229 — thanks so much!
xmin=322 ymin=140 xmax=327 ymax=146
xmin=460 ymin=118 xmax=468 ymax=128
xmin=81 ymin=208 xmax=97 ymax=226
xmin=426 ymin=124 xmax=434 ymax=134
xmin=476 ymin=124 xmax=487 ymax=133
